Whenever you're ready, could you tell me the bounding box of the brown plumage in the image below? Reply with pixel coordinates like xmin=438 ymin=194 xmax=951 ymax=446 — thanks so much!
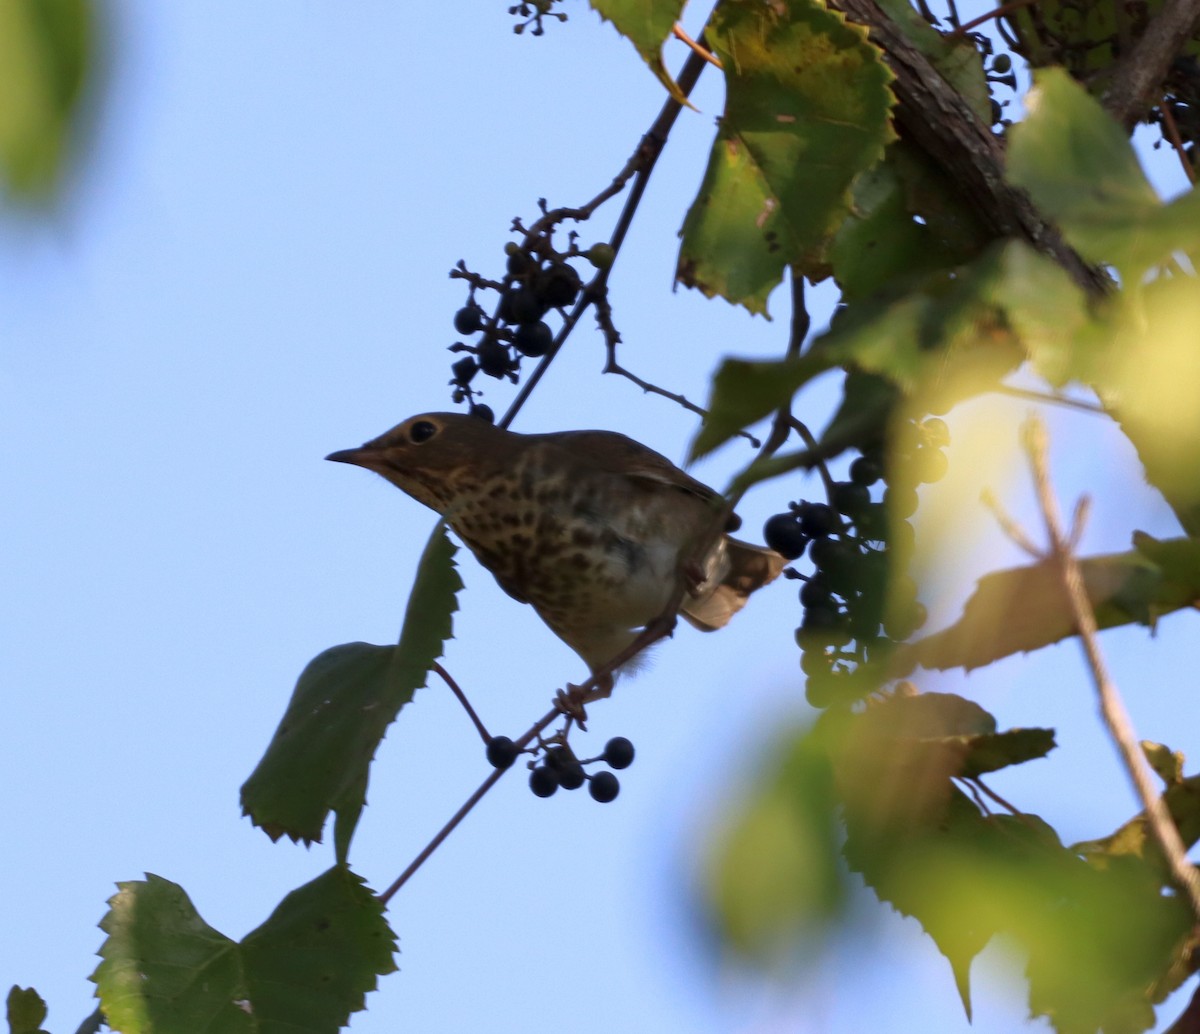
xmin=327 ymin=412 xmax=785 ymax=676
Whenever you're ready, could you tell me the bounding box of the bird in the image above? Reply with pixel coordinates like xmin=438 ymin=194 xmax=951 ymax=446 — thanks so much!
xmin=327 ymin=412 xmax=786 ymax=689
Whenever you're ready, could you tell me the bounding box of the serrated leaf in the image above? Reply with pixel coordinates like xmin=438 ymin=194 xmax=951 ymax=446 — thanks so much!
xmin=957 ymin=727 xmax=1057 ymax=777
xmin=1008 ymin=68 xmax=1200 ymax=280
xmin=92 ymin=869 xmax=396 ymax=1034
xmin=7 ymin=987 xmax=49 ymax=1034
xmin=677 ymin=0 xmax=895 ymax=310
xmin=0 ymin=0 xmax=93 ymax=199
xmin=1074 ymin=774 xmax=1200 ymax=874
xmin=898 ymin=539 xmax=1200 ymax=673
xmin=241 ymin=525 xmax=462 ymax=846
xmin=589 ymin=0 xmax=688 ymax=102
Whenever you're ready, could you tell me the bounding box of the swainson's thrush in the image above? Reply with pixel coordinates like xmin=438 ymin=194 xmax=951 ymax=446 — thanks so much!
xmin=327 ymin=413 xmax=785 ymax=681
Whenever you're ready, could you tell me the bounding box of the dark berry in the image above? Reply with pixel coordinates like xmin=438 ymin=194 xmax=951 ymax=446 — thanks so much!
xmin=529 ymin=766 xmax=558 ymax=798
xmin=451 ymin=356 xmax=478 ymax=385
xmin=805 ymin=672 xmax=839 ymax=708
xmin=850 ymin=455 xmax=883 ymax=486
xmin=884 ymin=484 xmax=919 ymax=519
xmin=798 ymin=502 xmax=838 ymax=538
xmin=537 ymin=264 xmax=581 ymax=308
xmin=513 ymin=320 xmax=553 ymax=357
xmin=544 ymin=746 xmax=585 ymax=790
xmin=832 ymin=481 xmax=871 ymax=518
xmin=603 ymin=736 xmax=635 ymax=770
xmin=856 ymin=502 xmax=889 ymax=541
xmin=763 ymin=513 xmax=807 ymax=559
xmin=471 ymin=404 xmax=495 ymax=424
xmin=453 ymin=305 xmax=484 ymax=335
xmin=800 ymin=646 xmax=835 ymax=676
xmin=485 ymin=736 xmax=519 ymax=770
xmin=992 ymin=53 xmax=1012 ymax=73
xmin=914 ymin=446 xmax=948 ymax=484
xmin=498 ymin=288 xmax=543 ymax=324
xmin=507 ymin=249 xmax=533 ymax=276
xmin=589 ymin=770 xmax=620 ymax=803
xmin=477 ymin=337 xmax=511 ymax=378
xmin=799 ymin=576 xmax=833 ymax=608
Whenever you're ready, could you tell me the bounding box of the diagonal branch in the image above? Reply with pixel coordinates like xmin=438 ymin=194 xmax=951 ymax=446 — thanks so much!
xmin=1102 ymin=0 xmax=1200 ymax=130
xmin=1023 ymin=415 xmax=1200 ymax=922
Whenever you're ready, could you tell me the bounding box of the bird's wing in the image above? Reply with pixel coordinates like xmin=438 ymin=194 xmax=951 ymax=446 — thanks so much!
xmin=547 ymin=430 xmax=721 ymax=503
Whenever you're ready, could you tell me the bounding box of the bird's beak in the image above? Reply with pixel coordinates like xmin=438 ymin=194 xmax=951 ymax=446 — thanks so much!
xmin=325 ymin=446 xmax=376 ymax=468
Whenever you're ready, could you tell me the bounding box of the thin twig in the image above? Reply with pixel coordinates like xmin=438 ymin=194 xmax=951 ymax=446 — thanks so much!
xmin=966 ymin=775 xmax=1023 ymax=816
xmin=992 ymin=384 xmax=1105 ymax=413
xmin=1159 ymin=102 xmax=1197 ymax=184
xmin=980 ymin=487 xmax=1043 ymax=558
xmin=500 ymin=47 xmax=710 ymax=430
xmin=1023 ymin=414 xmax=1200 ymax=922
xmin=594 ymin=288 xmax=760 ymax=446
xmin=432 ymin=662 xmax=490 ymax=743
xmin=672 ymin=23 xmax=724 ymax=68
xmin=946 ymin=0 xmax=1038 ymax=37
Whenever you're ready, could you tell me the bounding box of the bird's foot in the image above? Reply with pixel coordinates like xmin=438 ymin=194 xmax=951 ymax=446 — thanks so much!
xmin=554 ymin=673 xmax=615 ymax=731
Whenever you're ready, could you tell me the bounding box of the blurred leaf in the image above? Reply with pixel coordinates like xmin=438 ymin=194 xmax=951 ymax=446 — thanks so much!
xmin=1142 ymin=741 xmax=1185 ymax=786
xmin=701 ymin=723 xmax=845 ymax=957
xmin=900 ymin=537 xmax=1200 ymax=673
xmin=0 ymin=0 xmax=93 ymax=199
xmin=677 ymin=0 xmax=895 ymax=309
xmin=1008 ymin=69 xmax=1200 ymax=280
xmin=589 ymin=0 xmax=688 ymax=103
xmin=241 ymin=525 xmax=461 ymax=846
xmin=688 ymin=353 xmax=832 ymax=461
xmin=93 ymin=869 xmax=396 ymax=1034
xmin=6 ymin=987 xmax=49 ymax=1034
xmin=1099 ymin=282 xmax=1200 ymax=535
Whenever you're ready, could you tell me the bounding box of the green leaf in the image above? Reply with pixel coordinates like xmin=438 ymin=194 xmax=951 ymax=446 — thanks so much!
xmin=93 ymin=869 xmax=396 ymax=1034
xmin=1098 ymin=281 xmax=1200 ymax=535
xmin=687 ymin=353 xmax=833 ymax=461
xmin=1074 ymin=774 xmax=1200 ymax=874
xmin=1008 ymin=68 xmax=1200 ymax=279
xmin=241 ymin=525 xmax=462 ymax=847
xmin=0 ymin=0 xmax=93 ymax=199
xmin=899 ymin=537 xmax=1200 ymax=673
xmin=1142 ymin=740 xmax=1185 ymax=786
xmin=701 ymin=723 xmax=845 ymax=958
xmin=677 ymin=0 xmax=895 ymax=310
xmin=7 ymin=987 xmax=49 ymax=1034
xmin=589 ymin=0 xmax=688 ymax=102
xmin=676 ymin=130 xmax=796 ymax=316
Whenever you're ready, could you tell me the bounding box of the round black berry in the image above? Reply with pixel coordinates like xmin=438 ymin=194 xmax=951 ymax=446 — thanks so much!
xmin=992 ymin=53 xmax=1012 ymax=73
xmin=529 ymin=766 xmax=559 ymax=798
xmin=832 ymin=481 xmax=871 ymax=518
xmin=884 ymin=484 xmax=919 ymax=520
xmin=603 ymin=736 xmax=635 ymax=770
xmin=451 ymin=356 xmax=478 ymax=385
xmin=453 ymin=305 xmax=484 ymax=335
xmin=805 ymin=672 xmax=839 ymax=708
xmin=849 ymin=455 xmax=883 ymax=486
xmin=800 ymin=645 xmax=835 ymax=676
xmin=799 ymin=576 xmax=833 ymax=608
xmin=763 ymin=513 xmax=807 ymax=559
xmin=513 ymin=320 xmax=553 ymax=357
xmin=486 ymin=736 xmax=519 ymax=770
xmin=544 ymin=746 xmax=585 ymax=790
xmin=506 ymin=249 xmax=533 ymax=276
xmin=471 ymin=403 xmax=495 ymax=424
xmin=798 ymin=502 xmax=839 ymax=538
xmin=589 ymin=770 xmax=620 ymax=803
xmin=477 ymin=337 xmax=511 ymax=378
xmin=537 ymin=264 xmax=581 ymax=308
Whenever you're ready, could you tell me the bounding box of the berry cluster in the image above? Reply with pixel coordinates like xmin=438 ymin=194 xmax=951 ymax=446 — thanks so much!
xmin=763 ymin=418 xmax=950 ymax=709
xmin=485 ymin=734 xmax=635 ymax=803
xmin=448 ymin=238 xmax=610 ymax=416
xmin=508 ymin=0 xmax=567 ymax=36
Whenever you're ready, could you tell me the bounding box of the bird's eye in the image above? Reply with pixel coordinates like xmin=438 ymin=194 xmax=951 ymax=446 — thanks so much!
xmin=408 ymin=420 xmax=438 ymax=444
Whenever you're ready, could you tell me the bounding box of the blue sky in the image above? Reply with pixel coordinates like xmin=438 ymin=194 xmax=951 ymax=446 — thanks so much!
xmin=2 ymin=3 xmax=1197 ymax=1033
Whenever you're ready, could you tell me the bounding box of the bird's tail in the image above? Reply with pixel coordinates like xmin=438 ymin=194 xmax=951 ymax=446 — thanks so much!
xmin=681 ymin=537 xmax=787 ymax=632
